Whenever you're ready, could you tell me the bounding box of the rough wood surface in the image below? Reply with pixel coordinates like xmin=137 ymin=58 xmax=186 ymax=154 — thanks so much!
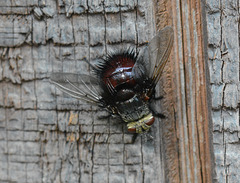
xmin=156 ymin=0 xmax=214 ymax=182
xmin=1 ymin=0 xmax=234 ymax=183
xmin=206 ymin=0 xmax=240 ymax=182
xmin=0 ymin=1 xmax=168 ymax=183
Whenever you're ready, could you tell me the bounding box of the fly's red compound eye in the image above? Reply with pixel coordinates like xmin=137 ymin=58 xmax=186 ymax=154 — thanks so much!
xmin=145 ymin=117 xmax=155 ymax=126
xmin=127 ymin=116 xmax=155 ymax=133
xmin=128 ymin=128 xmax=137 ymax=133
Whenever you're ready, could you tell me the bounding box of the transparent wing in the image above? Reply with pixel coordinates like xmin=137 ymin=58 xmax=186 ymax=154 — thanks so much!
xmin=148 ymin=26 xmax=174 ymax=84
xmin=50 ymin=73 xmax=104 ymax=105
xmin=133 ymin=26 xmax=174 ymax=89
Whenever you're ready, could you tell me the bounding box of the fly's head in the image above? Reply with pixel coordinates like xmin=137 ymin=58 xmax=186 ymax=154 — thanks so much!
xmin=127 ymin=113 xmax=155 ymax=134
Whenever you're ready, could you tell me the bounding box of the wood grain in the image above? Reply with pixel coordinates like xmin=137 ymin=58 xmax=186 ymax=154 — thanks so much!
xmin=154 ymin=0 xmax=215 ymax=182
xmin=0 ymin=0 xmax=222 ymax=182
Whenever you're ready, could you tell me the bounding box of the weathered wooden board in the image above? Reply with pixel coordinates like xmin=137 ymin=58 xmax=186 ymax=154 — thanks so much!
xmin=206 ymin=0 xmax=240 ymax=182
xmin=0 ymin=1 xmax=168 ymax=183
xmin=156 ymin=0 xmax=214 ymax=182
xmin=1 ymin=0 xmax=237 ymax=182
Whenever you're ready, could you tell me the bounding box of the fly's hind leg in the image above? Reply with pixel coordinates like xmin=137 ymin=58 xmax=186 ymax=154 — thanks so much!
xmin=151 ymin=88 xmax=164 ymax=101
xmin=149 ymin=102 xmax=166 ymax=119
xmin=152 ymin=110 xmax=165 ymax=118
xmin=152 ymin=95 xmax=163 ymax=100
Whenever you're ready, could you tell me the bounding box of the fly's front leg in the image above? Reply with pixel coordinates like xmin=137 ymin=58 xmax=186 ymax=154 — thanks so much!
xmin=131 ymin=133 xmax=138 ymax=143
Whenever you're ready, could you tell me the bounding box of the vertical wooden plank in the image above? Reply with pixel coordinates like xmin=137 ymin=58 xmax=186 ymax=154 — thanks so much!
xmin=0 ymin=0 xmax=220 ymax=182
xmin=176 ymin=0 xmax=214 ymax=182
xmin=154 ymin=0 xmax=215 ymax=182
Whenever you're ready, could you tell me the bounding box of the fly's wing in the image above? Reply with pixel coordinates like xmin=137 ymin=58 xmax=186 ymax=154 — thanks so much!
xmin=132 ymin=26 xmax=174 ymax=95
xmin=148 ymin=26 xmax=174 ymax=86
xmin=50 ymin=73 xmax=105 ymax=106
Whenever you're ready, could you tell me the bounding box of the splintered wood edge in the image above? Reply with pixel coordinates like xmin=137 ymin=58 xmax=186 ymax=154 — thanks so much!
xmin=154 ymin=0 xmax=214 ymax=182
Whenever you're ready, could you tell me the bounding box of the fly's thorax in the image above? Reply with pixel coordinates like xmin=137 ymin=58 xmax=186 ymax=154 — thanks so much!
xmin=116 ymin=94 xmax=150 ymax=122
xmin=127 ymin=113 xmax=155 ymax=133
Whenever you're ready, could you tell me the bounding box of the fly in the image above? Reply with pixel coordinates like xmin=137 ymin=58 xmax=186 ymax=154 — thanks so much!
xmin=50 ymin=26 xmax=174 ymax=135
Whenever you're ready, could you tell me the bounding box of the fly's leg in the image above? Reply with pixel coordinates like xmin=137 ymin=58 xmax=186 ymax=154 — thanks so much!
xmin=151 ymin=88 xmax=164 ymax=101
xmin=152 ymin=95 xmax=163 ymax=100
xmin=97 ymin=109 xmax=118 ymax=120
xmin=149 ymin=103 xmax=165 ymax=119
xmin=97 ymin=114 xmax=113 ymax=120
xmin=131 ymin=133 xmax=138 ymax=143
xmin=141 ymin=131 xmax=154 ymax=143
xmin=152 ymin=110 xmax=165 ymax=118
xmin=132 ymin=133 xmax=153 ymax=144
xmin=146 ymin=133 xmax=154 ymax=141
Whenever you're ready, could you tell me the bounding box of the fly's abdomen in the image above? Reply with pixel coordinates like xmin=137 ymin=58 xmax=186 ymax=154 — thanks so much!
xmin=116 ymin=95 xmax=150 ymax=122
xmin=116 ymin=94 xmax=155 ymax=133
